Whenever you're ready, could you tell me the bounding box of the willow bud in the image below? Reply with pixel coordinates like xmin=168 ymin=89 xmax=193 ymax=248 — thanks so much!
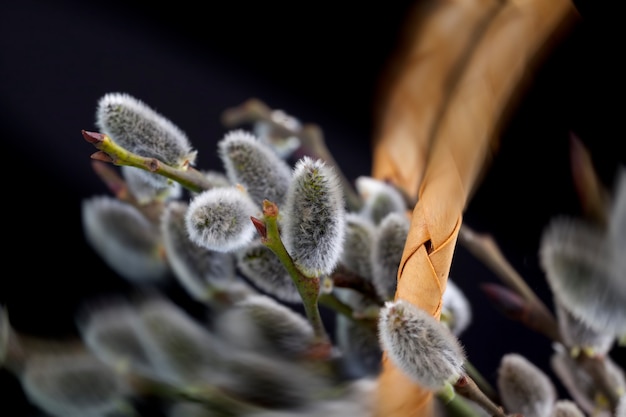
xmin=253 ymin=109 xmax=302 ymax=160
xmin=539 ymin=216 xmax=626 ymax=335
xmin=19 ymin=352 xmax=128 ymax=417
xmin=378 ymin=299 xmax=466 ymax=390
xmin=371 ymin=211 xmax=410 ymax=301
xmin=81 ymin=195 xmax=168 ymax=283
xmin=441 ymin=279 xmax=472 ymax=337
xmin=161 ymin=201 xmax=251 ymax=302
xmin=218 ymin=350 xmax=327 ymax=409
xmin=121 ymin=165 xmax=181 ymax=204
xmin=76 ymin=296 xmax=158 ymax=379
xmin=355 ymin=176 xmax=407 ymax=225
xmin=236 ymin=241 xmax=300 ymax=303
xmin=554 ymin=298 xmax=615 ymax=357
xmin=185 ymin=186 xmax=259 ymax=252
xmin=497 ymin=353 xmax=557 ymax=417
xmin=339 ymin=213 xmax=376 ymax=280
xmin=136 ymin=295 xmax=225 ymax=384
xmin=218 ymin=129 xmax=293 ymax=207
xmin=281 ymin=156 xmax=346 ymax=276
xmin=549 ymin=400 xmax=585 ymax=417
xmin=551 ymin=345 xmax=625 ymax=416
xmin=215 ymin=294 xmax=315 ymax=359
xmin=95 ymin=92 xmax=197 ymax=188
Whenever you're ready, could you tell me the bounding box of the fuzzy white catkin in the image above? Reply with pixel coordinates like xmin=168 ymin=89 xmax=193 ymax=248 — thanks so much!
xmin=76 ymin=297 xmax=159 ymax=379
xmin=81 ymin=195 xmax=169 ymax=283
xmin=253 ymin=116 xmax=301 ymax=160
xmin=339 ymin=213 xmax=376 ymax=281
xmin=281 ymin=156 xmax=346 ymax=277
xmin=355 ymin=176 xmax=407 ymax=225
xmin=549 ymin=400 xmax=586 ymax=417
xmin=161 ymin=201 xmax=250 ymax=302
xmin=539 ymin=216 xmax=626 ymax=335
xmin=236 ymin=241 xmax=301 ymax=303
xmin=550 ymin=345 xmax=625 ymax=416
xmin=185 ymin=186 xmax=259 ymax=253
xmin=378 ymin=299 xmax=466 ymax=391
xmin=217 ymin=350 xmax=329 ymax=409
xmin=95 ymin=93 xmax=197 ymax=188
xmin=554 ymin=299 xmax=615 ymax=356
xmin=371 ymin=211 xmax=410 ymax=301
xmin=218 ymin=129 xmax=293 ymax=207
xmin=121 ymin=165 xmax=182 ymax=204
xmin=497 ymin=353 xmax=557 ymax=417
xmin=441 ymin=279 xmax=472 ymax=337
xmin=136 ymin=295 xmax=226 ymax=385
xmin=20 ymin=352 xmax=128 ymax=417
xmin=215 ymin=294 xmax=315 ymax=359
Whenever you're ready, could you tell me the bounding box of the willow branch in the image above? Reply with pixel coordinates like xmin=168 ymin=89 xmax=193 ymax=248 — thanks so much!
xmin=252 ymin=201 xmax=331 ymax=354
xmin=82 ymin=130 xmax=214 ymax=193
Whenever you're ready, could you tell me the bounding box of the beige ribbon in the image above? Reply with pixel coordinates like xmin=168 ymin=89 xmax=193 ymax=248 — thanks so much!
xmin=371 ymin=0 xmax=579 ymax=416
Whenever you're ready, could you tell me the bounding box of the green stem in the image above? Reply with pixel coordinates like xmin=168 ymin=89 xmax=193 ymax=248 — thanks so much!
xmin=318 ymin=292 xmax=379 ymax=335
xmin=318 ymin=292 xmax=354 ymax=320
xmin=259 ymin=200 xmax=330 ymax=345
xmin=438 ymin=394 xmax=485 ymax=417
xmin=82 ymin=130 xmax=214 ymax=193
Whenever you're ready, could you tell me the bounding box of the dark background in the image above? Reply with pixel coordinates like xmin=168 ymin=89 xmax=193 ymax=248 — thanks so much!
xmin=1 ymin=0 xmax=624 ymax=415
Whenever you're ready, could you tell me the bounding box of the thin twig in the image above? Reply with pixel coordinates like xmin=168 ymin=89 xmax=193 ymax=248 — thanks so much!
xmin=82 ymin=130 xmax=214 ymax=193
xmin=454 ymin=375 xmax=519 ymax=417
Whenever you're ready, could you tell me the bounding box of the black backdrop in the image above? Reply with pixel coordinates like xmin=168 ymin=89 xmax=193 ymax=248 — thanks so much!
xmin=1 ymin=0 xmax=624 ymax=415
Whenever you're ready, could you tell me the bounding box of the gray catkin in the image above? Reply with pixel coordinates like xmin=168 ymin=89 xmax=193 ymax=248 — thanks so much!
xmin=81 ymin=196 xmax=168 ymax=283
xmin=236 ymin=241 xmax=301 ymax=303
xmin=161 ymin=201 xmax=245 ymax=302
xmin=185 ymin=186 xmax=259 ymax=252
xmin=20 ymin=352 xmax=127 ymax=417
xmin=549 ymin=400 xmax=585 ymax=417
xmin=540 ymin=216 xmax=626 ymax=335
xmin=281 ymin=157 xmax=346 ymax=277
xmin=96 ymin=93 xmax=196 ymax=188
xmin=497 ymin=353 xmax=557 ymax=417
xmin=371 ymin=212 xmax=410 ymax=301
xmin=378 ymin=299 xmax=466 ymax=391
xmin=339 ymin=213 xmax=376 ymax=281
xmin=218 ymin=129 xmax=293 ymax=207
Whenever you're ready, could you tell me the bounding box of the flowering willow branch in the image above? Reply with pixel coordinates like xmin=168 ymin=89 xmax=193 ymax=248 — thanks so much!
xmin=82 ymin=130 xmax=213 ymax=193
xmin=251 ymin=200 xmax=330 ymax=351
xmin=463 ymin=225 xmax=623 ymax=412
